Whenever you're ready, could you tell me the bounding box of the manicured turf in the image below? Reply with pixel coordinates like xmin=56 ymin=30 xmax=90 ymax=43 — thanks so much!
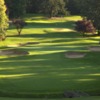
xmin=0 ymin=96 xmax=100 ymax=100
xmin=0 ymin=15 xmax=100 ymax=98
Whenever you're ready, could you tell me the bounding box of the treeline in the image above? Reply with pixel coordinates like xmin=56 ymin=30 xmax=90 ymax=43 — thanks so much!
xmin=1 ymin=0 xmax=100 ymax=40
xmin=3 ymin=0 xmax=100 ymax=35
xmin=5 ymin=0 xmax=81 ymax=18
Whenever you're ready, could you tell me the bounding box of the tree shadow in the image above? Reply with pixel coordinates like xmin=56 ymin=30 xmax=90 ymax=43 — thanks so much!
xmin=0 ymin=49 xmax=100 ymax=97
xmin=0 ymin=16 xmax=100 ymax=97
xmin=26 ymin=21 xmax=75 ymax=29
xmin=8 ymin=20 xmax=75 ymax=30
xmin=7 ymin=31 xmax=78 ymax=38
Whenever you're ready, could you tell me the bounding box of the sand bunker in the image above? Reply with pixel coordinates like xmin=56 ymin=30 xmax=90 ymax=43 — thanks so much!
xmin=0 ymin=49 xmax=29 ymax=56
xmin=88 ymin=46 xmax=100 ymax=51
xmin=65 ymin=51 xmax=86 ymax=58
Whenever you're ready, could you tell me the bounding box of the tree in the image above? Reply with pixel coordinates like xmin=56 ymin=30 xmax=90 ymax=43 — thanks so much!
xmin=41 ymin=0 xmax=68 ymax=18
xmin=0 ymin=0 xmax=9 ymax=40
xmin=66 ymin=0 xmax=80 ymax=15
xmin=76 ymin=0 xmax=100 ymax=35
xmin=12 ymin=18 xmax=27 ymax=36
xmin=75 ymin=18 xmax=96 ymax=36
xmin=5 ymin=0 xmax=27 ymax=18
xmin=26 ymin=0 xmax=43 ymax=13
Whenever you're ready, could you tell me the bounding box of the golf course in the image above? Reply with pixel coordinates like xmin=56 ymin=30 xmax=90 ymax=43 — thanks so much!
xmin=0 ymin=15 xmax=100 ymax=100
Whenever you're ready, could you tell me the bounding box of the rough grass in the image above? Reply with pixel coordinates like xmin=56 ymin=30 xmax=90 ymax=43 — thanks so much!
xmin=0 ymin=15 xmax=100 ymax=98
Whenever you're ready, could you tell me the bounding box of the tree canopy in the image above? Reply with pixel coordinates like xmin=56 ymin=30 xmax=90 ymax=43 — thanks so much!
xmin=2 ymin=0 xmax=100 ymax=36
xmin=75 ymin=0 xmax=100 ymax=35
xmin=5 ymin=0 xmax=68 ymax=18
xmin=5 ymin=0 xmax=27 ymax=18
xmin=41 ymin=0 xmax=68 ymax=17
xmin=0 ymin=0 xmax=9 ymax=40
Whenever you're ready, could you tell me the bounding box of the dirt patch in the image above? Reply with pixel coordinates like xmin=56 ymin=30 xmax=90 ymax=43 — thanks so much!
xmin=0 ymin=49 xmax=29 ymax=56
xmin=65 ymin=51 xmax=86 ymax=58
xmin=88 ymin=46 xmax=100 ymax=51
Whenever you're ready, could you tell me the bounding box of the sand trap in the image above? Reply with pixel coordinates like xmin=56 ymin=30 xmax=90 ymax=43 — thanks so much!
xmin=88 ymin=46 xmax=100 ymax=51
xmin=0 ymin=49 xmax=29 ymax=56
xmin=65 ymin=51 xmax=86 ymax=58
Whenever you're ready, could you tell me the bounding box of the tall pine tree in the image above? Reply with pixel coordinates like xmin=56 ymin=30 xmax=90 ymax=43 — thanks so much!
xmin=0 ymin=0 xmax=9 ymax=40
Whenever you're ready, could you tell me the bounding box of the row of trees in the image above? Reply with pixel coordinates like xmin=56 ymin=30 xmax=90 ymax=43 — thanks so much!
xmin=4 ymin=0 xmax=83 ymax=18
xmin=6 ymin=0 xmax=88 ymax=18
xmin=5 ymin=0 xmax=100 ymax=36
xmin=5 ymin=0 xmax=69 ymax=18
xmin=0 ymin=0 xmax=100 ymax=40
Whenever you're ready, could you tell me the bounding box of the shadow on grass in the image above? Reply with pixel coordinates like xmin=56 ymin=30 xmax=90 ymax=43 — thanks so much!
xmin=8 ymin=20 xmax=75 ymax=30
xmin=7 ymin=30 xmax=98 ymax=48
xmin=26 ymin=21 xmax=75 ymax=29
xmin=0 ymin=16 xmax=100 ymax=98
xmin=7 ymin=31 xmax=79 ymax=38
xmin=0 ymin=50 xmax=100 ymax=97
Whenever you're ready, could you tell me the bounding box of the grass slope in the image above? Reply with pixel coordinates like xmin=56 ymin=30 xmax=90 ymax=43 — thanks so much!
xmin=0 ymin=15 xmax=100 ymax=98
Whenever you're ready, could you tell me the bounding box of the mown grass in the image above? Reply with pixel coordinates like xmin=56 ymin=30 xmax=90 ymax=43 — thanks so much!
xmin=0 ymin=14 xmax=100 ymax=98
xmin=0 ymin=96 xmax=100 ymax=100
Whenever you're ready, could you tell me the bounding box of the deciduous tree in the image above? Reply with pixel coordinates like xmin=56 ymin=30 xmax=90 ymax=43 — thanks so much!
xmin=41 ymin=0 xmax=68 ymax=18
xmin=5 ymin=0 xmax=27 ymax=18
xmin=12 ymin=18 xmax=27 ymax=36
xmin=76 ymin=0 xmax=100 ymax=35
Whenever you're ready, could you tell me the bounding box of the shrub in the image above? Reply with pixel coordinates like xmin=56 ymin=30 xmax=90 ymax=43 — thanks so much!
xmin=75 ymin=18 xmax=96 ymax=36
xmin=12 ymin=18 xmax=27 ymax=36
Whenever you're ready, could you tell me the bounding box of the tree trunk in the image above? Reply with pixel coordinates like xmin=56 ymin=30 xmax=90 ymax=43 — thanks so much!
xmin=97 ymin=30 xmax=100 ymax=36
xmin=0 ymin=34 xmax=6 ymax=41
xmin=17 ymin=29 xmax=22 ymax=36
xmin=97 ymin=30 xmax=100 ymax=44
xmin=18 ymin=30 xmax=21 ymax=36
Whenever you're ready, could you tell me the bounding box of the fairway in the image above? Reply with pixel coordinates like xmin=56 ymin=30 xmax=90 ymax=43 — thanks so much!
xmin=0 ymin=15 xmax=100 ymax=98
xmin=0 ymin=96 xmax=100 ymax=100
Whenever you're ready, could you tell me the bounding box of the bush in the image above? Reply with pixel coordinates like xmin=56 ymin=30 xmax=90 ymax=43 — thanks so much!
xmin=75 ymin=18 xmax=96 ymax=36
xmin=12 ymin=18 xmax=27 ymax=36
